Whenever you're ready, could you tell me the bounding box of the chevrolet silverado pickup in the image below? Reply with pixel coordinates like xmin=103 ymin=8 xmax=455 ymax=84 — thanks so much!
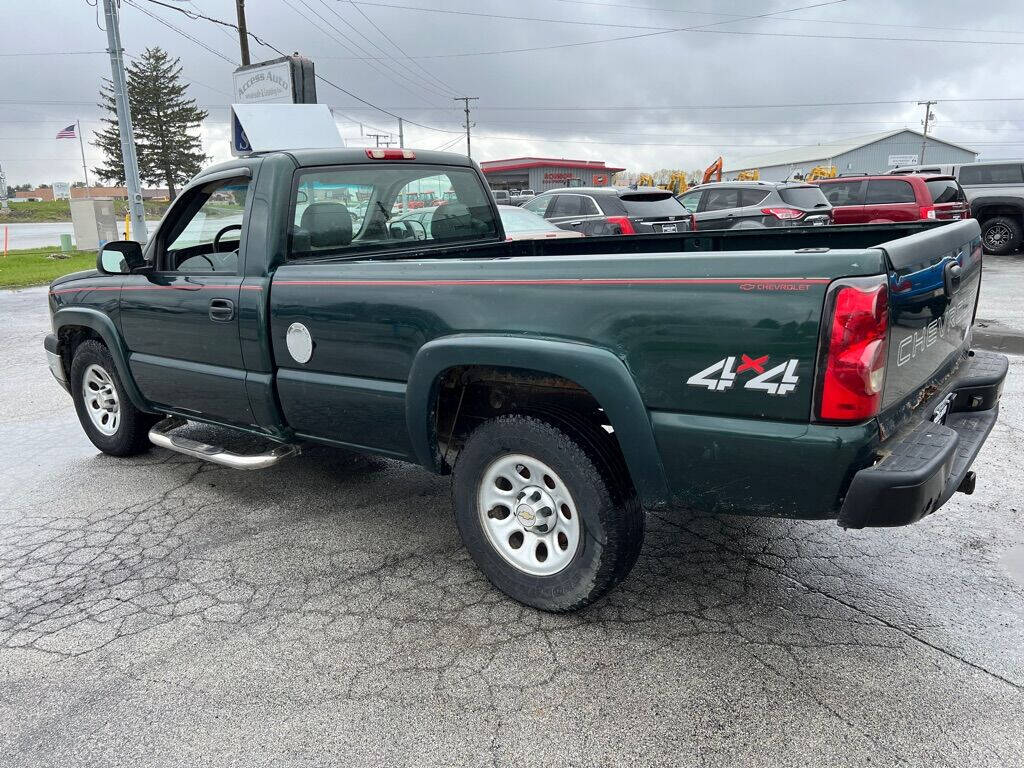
xmin=44 ymin=148 xmax=1008 ymax=611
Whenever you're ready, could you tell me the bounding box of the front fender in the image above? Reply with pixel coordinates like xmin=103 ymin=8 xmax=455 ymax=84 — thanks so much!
xmin=52 ymin=306 xmax=153 ymax=412
xmin=405 ymin=334 xmax=670 ymax=508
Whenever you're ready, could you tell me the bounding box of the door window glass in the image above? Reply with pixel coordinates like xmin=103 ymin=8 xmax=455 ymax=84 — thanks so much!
xmin=703 ymin=188 xmax=740 ymax=211
xmin=162 ymin=177 xmax=251 ymax=273
xmin=548 ymin=195 xmax=584 ymax=217
xmin=818 ymin=181 xmax=864 ymax=206
xmin=738 ymin=188 xmax=770 ymax=207
xmin=864 ymin=179 xmax=916 ymax=204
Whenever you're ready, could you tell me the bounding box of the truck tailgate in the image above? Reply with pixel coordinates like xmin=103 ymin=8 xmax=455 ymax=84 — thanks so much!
xmin=878 ymin=219 xmax=983 ymax=421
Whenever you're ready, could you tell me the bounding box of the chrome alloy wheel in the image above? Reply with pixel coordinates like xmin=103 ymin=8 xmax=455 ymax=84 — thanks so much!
xmin=82 ymin=364 xmax=120 ymax=436
xmin=985 ymin=223 xmax=1011 ymax=250
xmin=477 ymin=453 xmax=582 ymax=576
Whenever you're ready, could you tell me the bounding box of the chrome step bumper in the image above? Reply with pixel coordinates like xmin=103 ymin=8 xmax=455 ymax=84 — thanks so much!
xmin=149 ymin=417 xmax=299 ymax=470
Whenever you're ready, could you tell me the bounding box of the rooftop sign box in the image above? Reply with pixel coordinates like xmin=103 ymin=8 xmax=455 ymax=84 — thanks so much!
xmin=231 ymin=55 xmax=319 ymax=155
xmin=231 ymin=104 xmax=344 ymax=154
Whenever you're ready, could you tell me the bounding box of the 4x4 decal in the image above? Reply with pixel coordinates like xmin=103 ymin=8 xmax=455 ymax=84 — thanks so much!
xmin=687 ymin=354 xmax=800 ymax=396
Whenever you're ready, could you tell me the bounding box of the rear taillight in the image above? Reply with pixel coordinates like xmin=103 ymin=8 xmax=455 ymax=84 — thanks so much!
xmin=606 ymin=216 xmax=636 ymax=235
xmin=817 ymin=278 xmax=889 ymax=422
xmin=762 ymin=207 xmax=804 ymax=220
xmin=920 ymin=205 xmax=937 ymax=219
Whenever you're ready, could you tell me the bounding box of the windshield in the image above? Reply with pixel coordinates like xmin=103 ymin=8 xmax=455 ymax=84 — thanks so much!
xmin=779 ymin=186 xmax=830 ymax=208
xmin=499 ymin=206 xmax=560 ymax=233
xmin=620 ymin=192 xmax=689 ymax=217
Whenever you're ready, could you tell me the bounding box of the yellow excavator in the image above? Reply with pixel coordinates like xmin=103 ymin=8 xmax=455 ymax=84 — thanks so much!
xmin=636 ymin=173 xmax=656 ymax=187
xmin=736 ymin=169 xmax=760 ymax=181
xmin=803 ymin=165 xmax=837 ymax=182
xmin=658 ymin=171 xmax=689 ymax=195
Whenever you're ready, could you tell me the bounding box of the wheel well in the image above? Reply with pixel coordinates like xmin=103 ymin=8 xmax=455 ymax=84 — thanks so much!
xmin=57 ymin=325 xmax=103 ymax=374
xmin=432 ymin=365 xmax=634 ymax=490
xmin=974 ymin=206 xmax=1024 ymax=223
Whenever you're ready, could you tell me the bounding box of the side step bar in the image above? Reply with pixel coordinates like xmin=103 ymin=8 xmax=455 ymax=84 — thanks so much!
xmin=149 ymin=417 xmax=299 ymax=470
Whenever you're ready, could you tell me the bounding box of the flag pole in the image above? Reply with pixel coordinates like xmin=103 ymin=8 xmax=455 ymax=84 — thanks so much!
xmin=76 ymin=119 xmax=90 ymax=198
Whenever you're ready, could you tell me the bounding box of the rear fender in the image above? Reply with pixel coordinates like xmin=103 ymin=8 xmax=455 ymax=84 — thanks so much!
xmin=405 ymin=334 xmax=670 ymax=508
xmin=52 ymin=307 xmax=153 ymax=412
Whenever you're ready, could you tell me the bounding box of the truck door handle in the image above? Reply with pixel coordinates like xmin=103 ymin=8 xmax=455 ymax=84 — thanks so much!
xmin=208 ymin=298 xmax=235 ymax=322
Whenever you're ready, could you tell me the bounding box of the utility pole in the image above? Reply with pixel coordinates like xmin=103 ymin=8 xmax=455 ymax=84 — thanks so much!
xmin=453 ymin=96 xmax=478 ymax=158
xmin=366 ymin=132 xmax=390 ymax=148
xmin=102 ymin=0 xmax=148 ymax=244
xmin=235 ymin=0 xmax=251 ymax=66
xmin=918 ymin=100 xmax=937 ymax=164
xmin=397 ymin=118 xmax=404 ymax=149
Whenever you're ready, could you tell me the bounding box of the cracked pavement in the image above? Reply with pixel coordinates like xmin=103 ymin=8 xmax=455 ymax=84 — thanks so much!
xmin=1 ymin=284 xmax=1023 ymax=768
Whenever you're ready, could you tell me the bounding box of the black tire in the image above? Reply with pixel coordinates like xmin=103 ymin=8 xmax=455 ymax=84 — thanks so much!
xmin=69 ymin=340 xmax=155 ymax=456
xmin=452 ymin=414 xmax=644 ymax=612
xmin=981 ymin=216 xmax=1022 ymax=255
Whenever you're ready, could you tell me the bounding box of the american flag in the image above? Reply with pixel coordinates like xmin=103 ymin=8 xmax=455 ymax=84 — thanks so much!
xmin=56 ymin=124 xmax=76 ymax=139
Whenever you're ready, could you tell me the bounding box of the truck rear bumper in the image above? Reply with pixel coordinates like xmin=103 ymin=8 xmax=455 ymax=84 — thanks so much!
xmin=837 ymin=350 xmax=1008 ymax=529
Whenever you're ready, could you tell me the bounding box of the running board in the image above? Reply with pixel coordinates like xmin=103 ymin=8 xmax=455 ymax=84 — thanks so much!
xmin=149 ymin=417 xmax=299 ymax=470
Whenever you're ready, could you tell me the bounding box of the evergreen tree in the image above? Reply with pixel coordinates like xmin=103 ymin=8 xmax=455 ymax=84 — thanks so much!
xmin=93 ymin=47 xmax=208 ymax=199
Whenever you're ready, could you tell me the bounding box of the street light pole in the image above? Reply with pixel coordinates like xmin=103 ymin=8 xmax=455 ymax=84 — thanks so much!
xmin=101 ymin=0 xmax=148 ymax=244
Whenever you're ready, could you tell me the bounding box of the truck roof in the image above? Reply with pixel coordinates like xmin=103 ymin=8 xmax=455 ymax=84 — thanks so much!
xmin=198 ymin=148 xmax=478 ymax=176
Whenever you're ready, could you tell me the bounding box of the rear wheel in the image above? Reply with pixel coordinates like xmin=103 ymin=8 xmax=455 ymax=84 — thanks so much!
xmin=70 ymin=340 xmax=155 ymax=456
xmin=981 ymin=216 xmax=1022 ymax=255
xmin=452 ymin=415 xmax=643 ymax=612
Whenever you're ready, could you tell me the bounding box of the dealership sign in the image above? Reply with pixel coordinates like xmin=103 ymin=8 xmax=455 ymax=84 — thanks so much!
xmin=887 ymin=154 xmax=919 ymax=167
xmin=231 ymin=56 xmax=318 ymax=155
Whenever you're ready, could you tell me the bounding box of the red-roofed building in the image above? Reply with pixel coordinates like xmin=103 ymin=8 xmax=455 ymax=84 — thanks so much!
xmin=479 ymin=157 xmax=625 ymax=192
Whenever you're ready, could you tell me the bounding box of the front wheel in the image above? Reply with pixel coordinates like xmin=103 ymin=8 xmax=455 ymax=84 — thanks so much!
xmin=452 ymin=415 xmax=643 ymax=612
xmin=981 ymin=216 xmax=1022 ymax=255
xmin=70 ymin=340 xmax=156 ymax=456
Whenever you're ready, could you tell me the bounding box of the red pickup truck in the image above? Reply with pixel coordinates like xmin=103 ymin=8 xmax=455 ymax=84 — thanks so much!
xmin=816 ymin=175 xmax=970 ymax=225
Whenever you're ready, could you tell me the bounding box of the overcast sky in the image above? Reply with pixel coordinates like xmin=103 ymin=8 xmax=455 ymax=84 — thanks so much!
xmin=3 ymin=0 xmax=1024 ymax=185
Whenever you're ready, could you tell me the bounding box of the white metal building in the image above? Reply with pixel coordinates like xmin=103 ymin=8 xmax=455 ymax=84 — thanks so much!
xmin=724 ymin=129 xmax=978 ymax=181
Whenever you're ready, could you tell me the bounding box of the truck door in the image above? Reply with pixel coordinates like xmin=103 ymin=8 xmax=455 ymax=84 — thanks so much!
xmin=119 ymin=171 xmax=256 ymax=426
xmin=819 ymin=180 xmax=865 ymax=224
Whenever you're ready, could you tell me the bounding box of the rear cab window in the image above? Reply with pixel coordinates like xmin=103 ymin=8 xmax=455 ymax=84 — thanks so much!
xmin=289 ymin=164 xmax=499 ymax=259
xmin=778 ymin=186 xmax=830 ymax=208
xmin=958 ymin=163 xmax=1024 ymax=186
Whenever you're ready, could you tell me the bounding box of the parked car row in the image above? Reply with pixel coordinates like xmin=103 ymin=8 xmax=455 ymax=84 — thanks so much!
xmin=484 ymin=159 xmax=1022 ymax=253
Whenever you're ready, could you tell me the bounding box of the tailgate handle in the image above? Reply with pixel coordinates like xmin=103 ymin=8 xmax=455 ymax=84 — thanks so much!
xmin=943 ymin=261 xmax=962 ymax=300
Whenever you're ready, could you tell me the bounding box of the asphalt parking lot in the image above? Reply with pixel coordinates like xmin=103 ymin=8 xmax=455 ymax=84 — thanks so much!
xmin=2 ymin=265 xmax=1023 ymax=767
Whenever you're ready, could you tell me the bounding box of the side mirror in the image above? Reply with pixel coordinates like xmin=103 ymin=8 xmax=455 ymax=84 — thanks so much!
xmin=97 ymin=240 xmax=146 ymax=274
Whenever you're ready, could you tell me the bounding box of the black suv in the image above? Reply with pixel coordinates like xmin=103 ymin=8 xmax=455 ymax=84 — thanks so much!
xmin=522 ymin=186 xmax=694 ymax=235
xmin=677 ymin=181 xmax=832 ymax=230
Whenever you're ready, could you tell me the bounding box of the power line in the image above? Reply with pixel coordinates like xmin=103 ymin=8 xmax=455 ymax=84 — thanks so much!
xmin=0 ymin=51 xmax=108 ymax=57
xmin=546 ymin=0 xmax=1024 ymax=38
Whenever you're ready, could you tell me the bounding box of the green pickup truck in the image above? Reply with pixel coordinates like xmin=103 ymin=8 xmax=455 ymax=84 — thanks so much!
xmin=45 ymin=148 xmax=1008 ymax=611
